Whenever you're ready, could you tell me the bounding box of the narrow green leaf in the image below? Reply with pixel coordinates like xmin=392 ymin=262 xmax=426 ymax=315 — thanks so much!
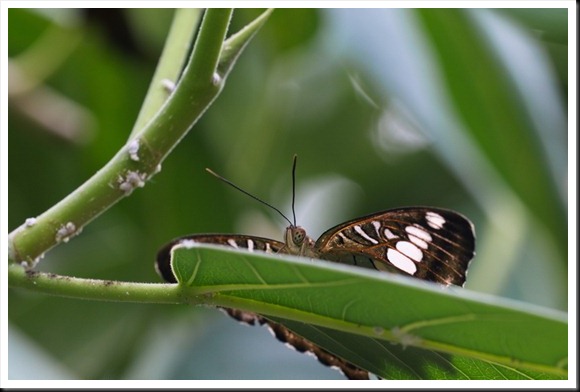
xmin=417 ymin=9 xmax=567 ymax=258
xmin=170 ymin=244 xmax=567 ymax=379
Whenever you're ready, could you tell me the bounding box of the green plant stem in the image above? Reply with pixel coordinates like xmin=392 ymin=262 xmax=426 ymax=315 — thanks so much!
xmin=10 ymin=24 xmax=84 ymax=95
xmin=8 ymin=264 xmax=182 ymax=304
xmin=8 ymin=9 xmax=234 ymax=266
xmin=129 ymin=9 xmax=203 ymax=138
xmin=218 ymin=8 xmax=275 ymax=76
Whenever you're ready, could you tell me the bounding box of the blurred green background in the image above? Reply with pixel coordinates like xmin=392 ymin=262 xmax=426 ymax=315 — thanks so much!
xmin=8 ymin=8 xmax=568 ymax=380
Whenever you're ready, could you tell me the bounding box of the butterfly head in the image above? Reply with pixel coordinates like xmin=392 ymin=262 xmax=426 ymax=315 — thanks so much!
xmin=284 ymin=225 xmax=313 ymax=256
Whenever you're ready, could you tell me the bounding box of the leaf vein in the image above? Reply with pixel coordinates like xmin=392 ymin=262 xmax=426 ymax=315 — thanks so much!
xmin=370 ymin=338 xmax=423 ymax=379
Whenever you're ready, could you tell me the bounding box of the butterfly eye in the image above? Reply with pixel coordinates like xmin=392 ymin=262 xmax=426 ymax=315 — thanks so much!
xmin=293 ymin=227 xmax=306 ymax=246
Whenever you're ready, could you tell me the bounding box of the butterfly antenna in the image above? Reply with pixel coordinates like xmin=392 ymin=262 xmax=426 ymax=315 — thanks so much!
xmin=291 ymin=154 xmax=298 ymax=227
xmin=205 ymin=168 xmax=294 ymax=227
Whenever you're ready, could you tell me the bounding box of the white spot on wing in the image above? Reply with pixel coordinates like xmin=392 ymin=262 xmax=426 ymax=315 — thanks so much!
xmin=425 ymin=211 xmax=445 ymax=229
xmin=372 ymin=221 xmax=381 ymax=237
xmin=354 ymin=225 xmax=378 ymax=244
xmin=384 ymin=228 xmax=398 ymax=240
xmin=408 ymin=235 xmax=428 ymax=250
xmin=387 ymin=248 xmax=417 ymax=274
xmin=246 ymin=239 xmax=254 ymax=251
xmin=178 ymin=239 xmax=200 ymax=248
xmin=227 ymin=239 xmax=239 ymax=248
xmin=396 ymin=241 xmax=423 ymax=262
xmin=405 ymin=225 xmax=431 ymax=249
xmin=405 ymin=225 xmax=432 ymax=241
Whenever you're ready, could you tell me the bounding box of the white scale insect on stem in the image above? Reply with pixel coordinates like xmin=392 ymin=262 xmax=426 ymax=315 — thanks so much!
xmin=127 ymin=139 xmax=140 ymax=162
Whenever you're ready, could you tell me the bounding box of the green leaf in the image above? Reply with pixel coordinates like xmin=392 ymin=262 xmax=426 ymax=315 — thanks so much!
xmin=267 ymin=318 xmax=564 ymax=380
xmin=169 ymin=244 xmax=567 ymax=380
xmin=417 ymin=9 xmax=567 ymax=258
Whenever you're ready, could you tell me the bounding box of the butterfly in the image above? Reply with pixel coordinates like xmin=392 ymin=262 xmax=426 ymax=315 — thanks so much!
xmin=156 ymin=157 xmax=476 ymax=379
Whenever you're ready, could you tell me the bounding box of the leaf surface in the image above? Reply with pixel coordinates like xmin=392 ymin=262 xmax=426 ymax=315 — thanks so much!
xmin=170 ymin=243 xmax=567 ymax=379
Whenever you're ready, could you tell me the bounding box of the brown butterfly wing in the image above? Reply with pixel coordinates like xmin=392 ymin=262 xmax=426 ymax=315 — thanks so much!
xmin=314 ymin=207 xmax=475 ymax=286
